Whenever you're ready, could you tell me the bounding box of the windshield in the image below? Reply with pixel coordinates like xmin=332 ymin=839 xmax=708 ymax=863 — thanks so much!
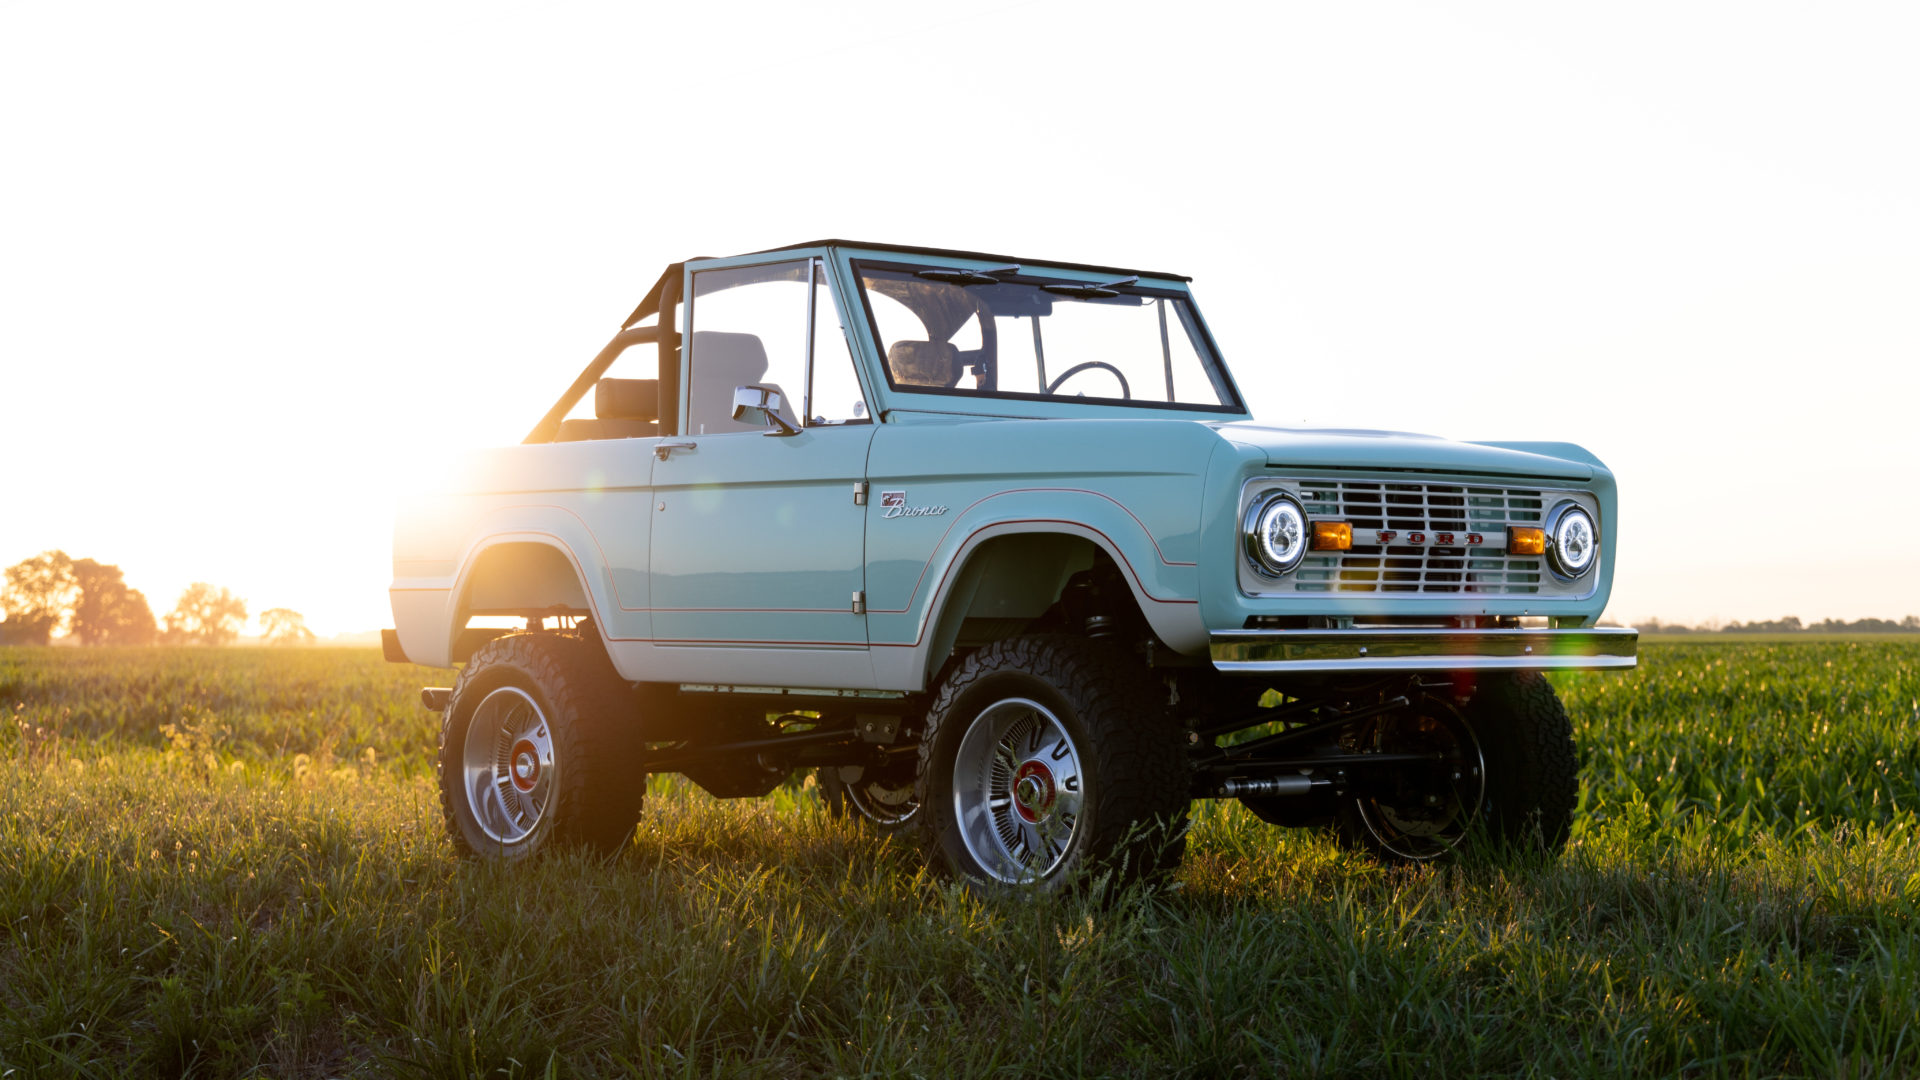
xmin=853 ymin=261 xmax=1239 ymax=410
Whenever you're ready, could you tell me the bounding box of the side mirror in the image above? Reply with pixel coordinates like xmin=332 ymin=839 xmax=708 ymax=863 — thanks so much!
xmin=730 ymin=385 xmax=798 ymax=436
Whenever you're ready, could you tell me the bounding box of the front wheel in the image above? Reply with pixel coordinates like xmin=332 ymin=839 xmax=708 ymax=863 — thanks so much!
xmin=1466 ymin=670 xmax=1578 ymax=851
xmin=918 ymin=635 xmax=1189 ymax=890
xmin=1335 ymin=671 xmax=1576 ymax=862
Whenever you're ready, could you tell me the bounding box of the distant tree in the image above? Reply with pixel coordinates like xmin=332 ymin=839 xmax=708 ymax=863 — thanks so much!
xmin=163 ymin=583 xmax=248 ymax=645
xmin=0 ymin=550 xmax=77 ymax=645
xmin=1810 ymin=616 xmax=1920 ymax=633
xmin=69 ymin=559 xmax=158 ymax=645
xmin=1727 ymin=616 xmax=1802 ymax=633
xmin=259 ymin=607 xmax=316 ymax=646
xmin=1642 ymin=616 xmax=1918 ymax=634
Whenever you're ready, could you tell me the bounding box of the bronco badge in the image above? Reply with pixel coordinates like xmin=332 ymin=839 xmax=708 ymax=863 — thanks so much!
xmin=879 ymin=491 xmax=948 ymax=519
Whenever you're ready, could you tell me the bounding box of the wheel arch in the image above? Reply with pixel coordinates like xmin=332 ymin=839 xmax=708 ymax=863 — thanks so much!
xmin=398 ymin=533 xmax=608 ymax=669
xmin=922 ymin=531 xmax=1099 ymax=678
xmin=458 ymin=539 xmax=591 ymax=618
xmin=878 ymin=523 xmax=1207 ymax=693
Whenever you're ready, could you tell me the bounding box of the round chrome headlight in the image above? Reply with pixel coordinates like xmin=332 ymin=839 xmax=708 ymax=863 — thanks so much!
xmin=1546 ymin=503 xmax=1598 ymax=579
xmin=1244 ymin=491 xmax=1309 ymax=577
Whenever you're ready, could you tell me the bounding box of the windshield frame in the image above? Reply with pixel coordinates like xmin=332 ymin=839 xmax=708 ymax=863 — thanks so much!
xmin=847 ymin=257 xmax=1248 ymax=417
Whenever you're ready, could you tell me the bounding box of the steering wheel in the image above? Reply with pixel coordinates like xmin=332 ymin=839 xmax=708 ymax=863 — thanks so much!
xmin=1045 ymin=360 xmax=1131 ymax=400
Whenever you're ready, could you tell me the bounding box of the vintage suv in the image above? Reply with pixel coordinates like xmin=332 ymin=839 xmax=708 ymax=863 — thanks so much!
xmin=385 ymin=240 xmax=1636 ymax=887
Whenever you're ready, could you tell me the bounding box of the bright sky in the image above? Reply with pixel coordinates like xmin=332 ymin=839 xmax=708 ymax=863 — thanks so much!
xmin=4 ymin=1 xmax=1916 ymax=635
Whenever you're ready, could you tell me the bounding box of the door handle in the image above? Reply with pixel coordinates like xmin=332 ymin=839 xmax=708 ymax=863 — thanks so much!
xmin=654 ymin=440 xmax=697 ymax=461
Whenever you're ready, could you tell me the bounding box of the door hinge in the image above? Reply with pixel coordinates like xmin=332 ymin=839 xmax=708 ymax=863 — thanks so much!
xmin=851 ymin=590 xmax=866 ymax=615
xmin=853 ymin=481 xmax=868 ymax=506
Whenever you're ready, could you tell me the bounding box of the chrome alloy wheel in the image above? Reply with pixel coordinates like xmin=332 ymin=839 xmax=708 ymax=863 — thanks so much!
xmin=460 ymin=686 xmax=557 ymax=845
xmin=951 ymin=697 xmax=1086 ymax=883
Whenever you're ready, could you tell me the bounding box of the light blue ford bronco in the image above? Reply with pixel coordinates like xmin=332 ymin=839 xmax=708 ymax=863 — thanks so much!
xmin=385 ymin=240 xmax=1636 ymax=887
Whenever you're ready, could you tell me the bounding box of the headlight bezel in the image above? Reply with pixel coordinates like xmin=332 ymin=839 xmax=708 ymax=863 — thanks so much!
xmin=1543 ymin=501 xmax=1599 ymax=580
xmin=1243 ymin=490 xmax=1310 ymax=578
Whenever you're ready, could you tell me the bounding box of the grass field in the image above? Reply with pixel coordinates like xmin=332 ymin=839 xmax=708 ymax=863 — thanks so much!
xmin=3 ymin=641 xmax=1918 ymax=1077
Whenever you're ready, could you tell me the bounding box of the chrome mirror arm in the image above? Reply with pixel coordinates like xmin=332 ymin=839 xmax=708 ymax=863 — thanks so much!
xmin=730 ymin=384 xmax=800 ymax=437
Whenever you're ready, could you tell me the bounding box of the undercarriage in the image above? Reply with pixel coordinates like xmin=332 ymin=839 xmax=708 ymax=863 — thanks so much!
xmin=427 ymin=609 xmax=1582 ymax=877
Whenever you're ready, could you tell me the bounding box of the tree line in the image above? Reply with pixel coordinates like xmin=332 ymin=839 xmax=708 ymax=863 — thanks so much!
xmin=0 ymin=550 xmax=314 ymax=646
xmin=1640 ymin=615 xmax=1920 ymax=634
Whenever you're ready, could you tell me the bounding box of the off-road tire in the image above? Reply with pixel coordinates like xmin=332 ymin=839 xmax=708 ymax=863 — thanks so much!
xmin=1335 ymin=671 xmax=1576 ymax=862
xmin=1463 ymin=670 xmax=1578 ymax=851
xmin=918 ymin=634 xmax=1190 ymax=890
xmin=438 ymin=632 xmax=645 ymax=860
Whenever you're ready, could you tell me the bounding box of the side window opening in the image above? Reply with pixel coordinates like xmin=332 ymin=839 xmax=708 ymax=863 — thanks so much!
xmin=807 ymin=259 xmax=870 ymax=425
xmin=687 ymin=262 xmax=810 ymax=435
xmin=686 ymin=257 xmax=872 ymax=435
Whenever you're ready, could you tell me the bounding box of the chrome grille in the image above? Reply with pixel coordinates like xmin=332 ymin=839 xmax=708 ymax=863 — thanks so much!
xmin=1292 ymin=479 xmax=1546 ymax=594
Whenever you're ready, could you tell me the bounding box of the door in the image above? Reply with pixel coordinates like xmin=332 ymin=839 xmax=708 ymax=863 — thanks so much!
xmin=647 ymin=256 xmax=878 ymax=684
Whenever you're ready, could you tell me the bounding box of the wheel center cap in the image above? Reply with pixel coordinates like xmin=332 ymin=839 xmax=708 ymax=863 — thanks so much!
xmin=510 ymin=739 xmax=540 ymax=791
xmin=1013 ymin=760 xmax=1056 ymax=823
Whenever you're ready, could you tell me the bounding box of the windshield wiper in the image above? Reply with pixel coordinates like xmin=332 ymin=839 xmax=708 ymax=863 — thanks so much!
xmin=913 ymin=264 xmax=1020 ymax=286
xmin=1042 ymin=275 xmax=1138 ymax=299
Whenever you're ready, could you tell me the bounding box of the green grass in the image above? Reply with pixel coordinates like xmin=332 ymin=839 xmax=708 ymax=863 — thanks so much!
xmin=1638 ymin=632 xmax=1920 ymax=644
xmin=3 ymin=642 xmax=1919 ymax=1077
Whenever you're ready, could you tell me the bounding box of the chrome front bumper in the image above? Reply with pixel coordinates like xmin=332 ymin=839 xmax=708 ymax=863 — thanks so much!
xmin=1210 ymin=627 xmax=1639 ymax=674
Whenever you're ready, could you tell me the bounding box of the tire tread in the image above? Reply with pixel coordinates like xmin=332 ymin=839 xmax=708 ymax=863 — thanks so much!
xmin=918 ymin=634 xmax=1190 ymax=885
xmin=1470 ymin=670 xmax=1578 ymax=850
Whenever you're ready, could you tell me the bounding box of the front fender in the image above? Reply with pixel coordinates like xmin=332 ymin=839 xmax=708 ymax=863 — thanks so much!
xmin=867 ymin=488 xmax=1206 ymax=691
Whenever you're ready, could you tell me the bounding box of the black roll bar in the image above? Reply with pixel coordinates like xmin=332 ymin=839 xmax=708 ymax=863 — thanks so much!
xmin=523 ymin=262 xmax=685 ymax=444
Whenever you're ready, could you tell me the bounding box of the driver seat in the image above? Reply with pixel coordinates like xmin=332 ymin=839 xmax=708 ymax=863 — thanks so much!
xmin=886 ymin=340 xmax=959 ymax=388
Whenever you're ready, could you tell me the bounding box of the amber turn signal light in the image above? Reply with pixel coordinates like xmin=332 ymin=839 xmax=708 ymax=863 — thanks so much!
xmin=1507 ymin=526 xmax=1546 ymax=556
xmin=1311 ymin=521 xmax=1352 ymax=551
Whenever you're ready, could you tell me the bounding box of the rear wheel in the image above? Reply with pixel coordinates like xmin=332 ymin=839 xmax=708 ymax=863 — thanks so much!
xmin=919 ymin=635 xmax=1189 ymax=890
xmin=437 ymin=633 xmax=644 ymax=860
xmin=818 ymin=760 xmax=921 ymax=833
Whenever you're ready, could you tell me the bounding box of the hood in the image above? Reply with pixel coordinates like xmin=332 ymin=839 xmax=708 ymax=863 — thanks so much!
xmin=1214 ymin=422 xmax=1595 ymax=482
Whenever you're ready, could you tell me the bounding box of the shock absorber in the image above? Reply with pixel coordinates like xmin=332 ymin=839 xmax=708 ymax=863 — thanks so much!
xmin=1216 ymin=775 xmax=1329 ymax=798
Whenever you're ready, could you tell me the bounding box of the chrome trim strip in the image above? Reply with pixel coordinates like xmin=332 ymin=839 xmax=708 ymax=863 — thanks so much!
xmin=1210 ymin=627 xmax=1639 ymax=673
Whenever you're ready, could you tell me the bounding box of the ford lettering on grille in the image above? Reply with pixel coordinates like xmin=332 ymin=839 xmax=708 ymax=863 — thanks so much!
xmin=1372 ymin=530 xmax=1487 ymax=547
